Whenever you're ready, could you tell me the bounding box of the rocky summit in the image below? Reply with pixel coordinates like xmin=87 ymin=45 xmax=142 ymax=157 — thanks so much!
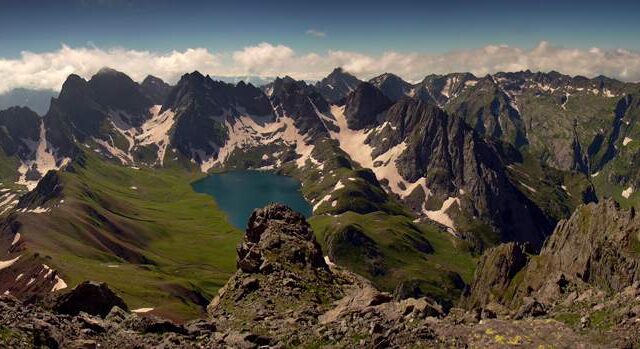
xmin=1 ymin=203 xmax=631 ymax=348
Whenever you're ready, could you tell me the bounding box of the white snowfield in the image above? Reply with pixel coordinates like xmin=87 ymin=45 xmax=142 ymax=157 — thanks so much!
xmin=136 ymin=106 xmax=176 ymax=165
xmin=623 ymin=137 xmax=633 ymax=146
xmin=132 ymin=308 xmax=154 ymax=313
xmin=622 ymin=186 xmax=634 ymax=199
xmin=17 ymin=122 xmax=71 ymax=191
xmin=205 ymin=110 xmax=316 ymax=172
xmin=327 ymin=105 xmax=431 ymax=201
xmin=105 ymin=106 xmax=176 ymax=166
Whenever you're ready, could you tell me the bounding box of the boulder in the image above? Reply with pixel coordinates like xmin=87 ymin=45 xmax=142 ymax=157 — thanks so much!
xmin=53 ymin=281 xmax=128 ymax=318
xmin=514 ymin=297 xmax=547 ymax=319
xmin=237 ymin=203 xmax=328 ymax=273
xmin=464 ymin=242 xmax=528 ymax=308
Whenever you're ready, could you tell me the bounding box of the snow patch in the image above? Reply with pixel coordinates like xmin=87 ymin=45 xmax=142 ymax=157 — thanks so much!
xmin=324 ymin=256 xmax=336 ymax=267
xmin=0 ymin=255 xmax=20 ymax=271
xmin=136 ymin=106 xmax=176 ymax=165
xmin=622 ymin=186 xmax=634 ymax=199
xmin=328 ymin=105 xmax=432 ymax=200
xmin=623 ymin=137 xmax=632 ymax=146
xmin=51 ymin=275 xmax=67 ymax=292
xmin=518 ymin=181 xmax=538 ymax=193
xmin=11 ymin=233 xmax=20 ymax=247
xmin=424 ymin=197 xmax=460 ymax=233
xmin=17 ymin=122 xmax=70 ymax=190
xmin=132 ymin=308 xmax=154 ymax=313
xmin=560 ymin=92 xmax=570 ymax=110
xmin=313 ymin=194 xmax=332 ymax=212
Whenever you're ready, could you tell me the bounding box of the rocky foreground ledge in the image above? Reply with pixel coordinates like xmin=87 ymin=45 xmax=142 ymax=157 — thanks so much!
xmin=0 ymin=204 xmax=620 ymax=348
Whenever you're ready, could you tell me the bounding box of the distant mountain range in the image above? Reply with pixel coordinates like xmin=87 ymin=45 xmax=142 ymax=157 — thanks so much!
xmin=0 ymin=88 xmax=58 ymax=115
xmin=1 ymin=65 xmax=639 ymax=326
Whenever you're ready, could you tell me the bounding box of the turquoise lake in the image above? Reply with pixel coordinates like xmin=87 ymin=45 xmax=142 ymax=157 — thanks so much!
xmin=192 ymin=171 xmax=312 ymax=229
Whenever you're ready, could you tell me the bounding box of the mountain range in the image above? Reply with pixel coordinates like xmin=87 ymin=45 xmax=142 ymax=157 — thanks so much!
xmin=0 ymin=66 xmax=639 ymax=345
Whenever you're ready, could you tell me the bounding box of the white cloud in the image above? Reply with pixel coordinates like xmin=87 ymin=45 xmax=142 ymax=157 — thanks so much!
xmin=0 ymin=45 xmax=222 ymax=93
xmin=231 ymin=43 xmax=295 ymax=75
xmin=1 ymin=41 xmax=639 ymax=93
xmin=225 ymin=41 xmax=640 ymax=83
xmin=305 ymin=29 xmax=327 ymax=38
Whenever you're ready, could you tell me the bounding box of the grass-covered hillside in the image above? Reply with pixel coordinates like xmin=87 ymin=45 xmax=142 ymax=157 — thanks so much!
xmin=3 ymin=151 xmax=241 ymax=320
xmin=310 ymin=212 xmax=476 ymax=307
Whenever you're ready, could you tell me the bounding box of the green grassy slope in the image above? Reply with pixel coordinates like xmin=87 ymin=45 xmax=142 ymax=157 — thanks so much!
xmin=310 ymin=212 xmax=476 ymax=307
xmin=12 ymin=151 xmax=241 ymax=320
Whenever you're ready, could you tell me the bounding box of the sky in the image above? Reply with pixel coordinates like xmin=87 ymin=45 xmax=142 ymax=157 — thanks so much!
xmin=0 ymin=0 xmax=639 ymax=92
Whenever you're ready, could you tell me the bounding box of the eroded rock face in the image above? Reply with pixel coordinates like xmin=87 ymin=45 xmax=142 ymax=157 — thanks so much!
xmin=462 ymin=199 xmax=640 ymax=348
xmin=540 ymin=199 xmax=640 ymax=291
xmin=237 ymin=203 xmax=328 ymax=273
xmin=208 ymin=204 xmax=339 ymax=324
xmin=468 ymin=199 xmax=640 ymax=309
xmin=464 ymin=242 xmax=528 ymax=309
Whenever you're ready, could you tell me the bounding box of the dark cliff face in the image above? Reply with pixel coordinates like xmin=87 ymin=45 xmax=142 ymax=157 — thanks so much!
xmin=140 ymin=75 xmax=172 ymax=105
xmin=344 ymin=82 xmax=393 ymax=130
xmin=164 ymin=71 xmax=274 ymax=162
xmin=44 ymin=74 xmax=106 ymax=157
xmin=414 ymin=73 xmax=477 ymax=106
xmin=0 ymin=106 xmax=41 ymax=158
xmin=43 ymin=68 xmax=157 ymax=159
xmin=366 ymin=97 xmax=552 ymax=249
xmin=87 ymin=68 xmax=153 ymax=125
xmin=315 ymin=67 xmax=362 ymax=103
xmin=445 ymin=76 xmax=528 ymax=148
xmin=368 ymin=73 xmax=413 ymax=102
xmin=269 ymin=76 xmax=333 ymax=140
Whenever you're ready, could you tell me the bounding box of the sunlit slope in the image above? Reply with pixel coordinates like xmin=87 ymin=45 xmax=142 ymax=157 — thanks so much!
xmin=2 ymin=151 xmax=240 ymax=320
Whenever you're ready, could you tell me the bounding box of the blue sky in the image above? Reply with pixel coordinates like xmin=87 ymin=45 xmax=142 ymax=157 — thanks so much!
xmin=1 ymin=0 xmax=639 ymax=57
xmin=1 ymin=0 xmax=640 ymax=91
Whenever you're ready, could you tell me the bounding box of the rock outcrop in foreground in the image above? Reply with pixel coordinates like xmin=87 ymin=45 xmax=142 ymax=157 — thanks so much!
xmin=0 ymin=204 xmax=617 ymax=348
xmin=465 ymin=199 xmax=640 ymax=348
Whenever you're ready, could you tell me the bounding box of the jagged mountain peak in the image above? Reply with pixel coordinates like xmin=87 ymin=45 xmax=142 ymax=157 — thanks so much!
xmin=315 ymin=67 xmax=363 ymax=103
xmin=369 ymin=72 xmax=413 ymax=101
xmin=57 ymin=74 xmax=91 ymax=101
xmin=141 ymin=74 xmax=165 ymax=85
xmin=344 ymin=82 xmax=392 ymax=129
xmin=0 ymin=106 xmax=41 ymax=158
xmin=95 ymin=66 xmax=122 ymax=76
xmin=140 ymin=75 xmax=171 ymax=105
xmin=327 ymin=66 xmax=352 ymax=77
xmin=87 ymin=68 xmax=152 ymax=116
xmin=370 ymin=72 xmax=404 ymax=83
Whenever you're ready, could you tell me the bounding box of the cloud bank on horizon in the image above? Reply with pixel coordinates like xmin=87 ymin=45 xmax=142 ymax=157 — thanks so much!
xmin=0 ymin=41 xmax=639 ymax=93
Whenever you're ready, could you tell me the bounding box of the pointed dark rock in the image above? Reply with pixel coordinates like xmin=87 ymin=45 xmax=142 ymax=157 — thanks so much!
xmin=315 ymin=67 xmax=363 ymax=103
xmin=344 ymin=82 xmax=392 ymax=129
